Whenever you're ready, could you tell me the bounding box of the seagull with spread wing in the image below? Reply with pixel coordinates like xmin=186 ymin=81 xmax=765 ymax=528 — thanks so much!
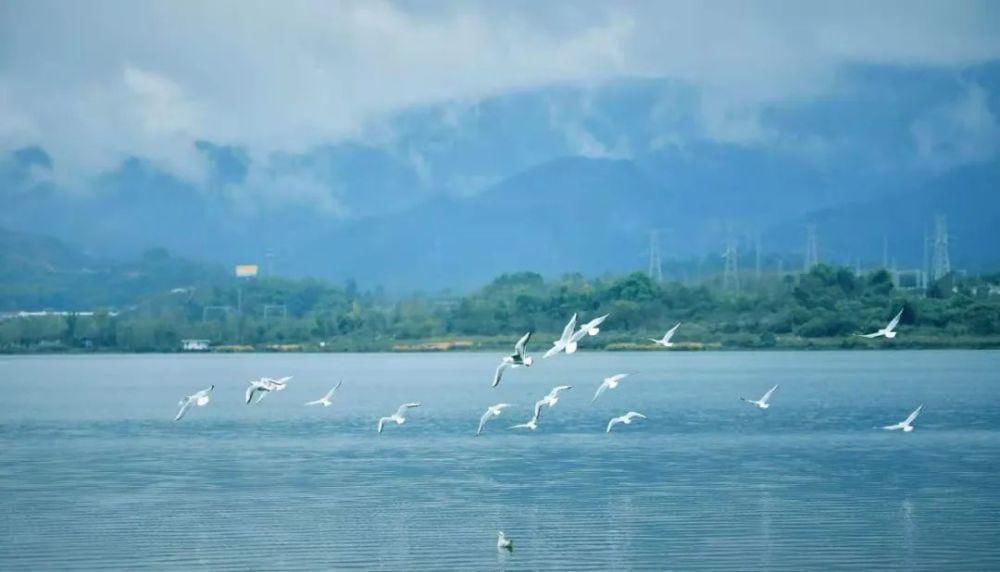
xmin=740 ymin=384 xmax=779 ymax=409
xmin=493 ymin=332 xmax=533 ymax=388
xmin=650 ymin=323 xmax=681 ymax=347
xmin=174 ymin=385 xmax=214 ymax=421
xmin=857 ymin=308 xmax=904 ymax=339
xmin=377 ymin=402 xmax=421 ymax=434
xmin=883 ymin=404 xmax=923 ymax=432
xmin=592 ymin=374 xmax=629 ymax=403
xmin=543 ymin=314 xmax=578 ymax=359
xmin=606 ymin=411 xmax=647 ymax=433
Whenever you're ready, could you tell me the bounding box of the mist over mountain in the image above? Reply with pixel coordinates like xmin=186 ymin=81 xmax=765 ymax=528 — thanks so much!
xmin=2 ymin=63 xmax=998 ymax=291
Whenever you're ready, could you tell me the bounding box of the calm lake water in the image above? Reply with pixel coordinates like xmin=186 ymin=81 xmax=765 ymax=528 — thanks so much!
xmin=1 ymin=350 xmax=999 ymax=570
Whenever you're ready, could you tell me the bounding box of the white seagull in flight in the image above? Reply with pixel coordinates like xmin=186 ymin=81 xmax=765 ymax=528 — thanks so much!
xmin=606 ymin=411 xmax=647 ymax=433
xmin=477 ymin=403 xmax=511 ymax=435
xmin=543 ymin=314 xmax=578 ymax=359
xmin=650 ymin=323 xmax=681 ymax=347
xmin=377 ymin=402 xmax=421 ymax=434
xmin=304 ymin=381 xmax=342 ymax=407
xmin=246 ymin=377 xmax=285 ymax=405
xmin=740 ymin=384 xmax=779 ymax=409
xmin=857 ymin=308 xmax=903 ymax=339
xmin=883 ymin=404 xmax=923 ymax=432
xmin=497 ymin=531 xmax=513 ymax=551
xmin=569 ymin=314 xmax=610 ymax=350
xmin=539 ymin=385 xmax=573 ymax=408
xmin=174 ymin=385 xmax=214 ymax=421
xmin=511 ymin=400 xmax=545 ymax=431
xmin=592 ymin=374 xmax=629 ymax=403
xmin=493 ymin=332 xmax=533 ymax=388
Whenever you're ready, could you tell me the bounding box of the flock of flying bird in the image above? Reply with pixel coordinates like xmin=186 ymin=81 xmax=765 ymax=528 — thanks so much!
xmin=174 ymin=306 xmax=921 ymax=433
xmin=172 ymin=308 xmax=921 ymax=550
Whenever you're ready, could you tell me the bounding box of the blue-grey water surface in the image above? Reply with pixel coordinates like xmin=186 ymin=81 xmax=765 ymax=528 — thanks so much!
xmin=1 ymin=350 xmax=999 ymax=570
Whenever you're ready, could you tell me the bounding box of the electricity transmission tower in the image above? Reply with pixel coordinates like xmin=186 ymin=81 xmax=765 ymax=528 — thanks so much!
xmin=722 ymin=238 xmax=740 ymax=294
xmin=754 ymin=234 xmax=762 ymax=281
xmin=265 ymin=248 xmax=276 ymax=277
xmin=932 ymin=213 xmax=951 ymax=280
xmin=647 ymin=229 xmax=663 ymax=282
xmin=803 ymin=224 xmax=819 ymax=272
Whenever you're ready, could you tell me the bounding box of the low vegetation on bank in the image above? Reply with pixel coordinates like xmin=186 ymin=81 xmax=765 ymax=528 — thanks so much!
xmin=2 ymin=265 xmax=1000 ymax=353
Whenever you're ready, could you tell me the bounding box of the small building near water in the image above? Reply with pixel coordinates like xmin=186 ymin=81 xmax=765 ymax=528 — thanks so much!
xmin=181 ymin=339 xmax=211 ymax=351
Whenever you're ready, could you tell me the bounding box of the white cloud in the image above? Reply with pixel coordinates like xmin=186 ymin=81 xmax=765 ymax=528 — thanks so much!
xmin=0 ymin=0 xmax=997 ymax=185
xmin=911 ymin=82 xmax=1000 ymax=171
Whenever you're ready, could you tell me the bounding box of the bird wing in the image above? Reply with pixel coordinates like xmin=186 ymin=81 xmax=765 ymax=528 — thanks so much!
xmin=886 ymin=308 xmax=903 ymax=331
xmin=477 ymin=410 xmax=492 ymax=435
xmin=606 ymin=418 xmax=618 ymax=432
xmin=493 ymin=361 xmax=510 ymax=388
xmin=514 ymin=331 xmax=531 ymax=357
xmin=542 ymin=343 xmax=563 ymax=359
xmin=904 ymin=404 xmax=923 ymax=425
xmin=377 ymin=417 xmax=387 ymax=433
xmin=532 ymin=399 xmax=546 ymax=420
xmin=553 ymin=385 xmax=572 ymax=394
xmin=761 ymin=384 xmax=779 ymax=403
xmin=607 ymin=374 xmax=628 ymax=384
xmin=626 ymin=411 xmax=647 ymax=420
xmin=858 ymin=332 xmax=882 ymax=338
xmin=395 ymin=402 xmax=421 ymax=417
xmin=592 ymin=381 xmax=608 ymax=403
xmin=663 ymin=322 xmax=681 ymax=343
xmin=245 ymin=385 xmax=257 ymax=405
xmin=174 ymin=397 xmax=193 ymax=421
xmin=304 ymin=399 xmax=323 ymax=406
xmin=559 ymin=314 xmax=578 ymax=343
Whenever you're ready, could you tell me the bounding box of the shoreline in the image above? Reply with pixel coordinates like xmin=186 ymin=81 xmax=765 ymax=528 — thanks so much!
xmin=4 ymin=337 xmax=1000 ymax=356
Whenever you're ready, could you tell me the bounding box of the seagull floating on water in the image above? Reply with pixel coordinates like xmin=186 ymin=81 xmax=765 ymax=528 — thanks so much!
xmin=477 ymin=403 xmax=511 ymax=435
xmin=857 ymin=308 xmax=903 ymax=339
xmin=174 ymin=385 xmax=214 ymax=421
xmin=493 ymin=332 xmax=533 ymax=388
xmin=650 ymin=323 xmax=681 ymax=347
xmin=740 ymin=384 xmax=779 ymax=409
xmin=606 ymin=411 xmax=647 ymax=433
xmin=497 ymin=531 xmax=513 ymax=551
xmin=883 ymin=404 xmax=923 ymax=432
xmin=377 ymin=402 xmax=421 ymax=434
xmin=543 ymin=314 xmax=578 ymax=359
xmin=305 ymin=381 xmax=342 ymax=407
xmin=592 ymin=374 xmax=629 ymax=403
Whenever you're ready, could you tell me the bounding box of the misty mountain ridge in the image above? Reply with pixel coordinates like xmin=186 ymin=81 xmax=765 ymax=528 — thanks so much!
xmin=2 ymin=64 xmax=998 ymax=289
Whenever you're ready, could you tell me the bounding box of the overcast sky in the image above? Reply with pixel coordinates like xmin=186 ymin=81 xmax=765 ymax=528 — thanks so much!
xmin=1 ymin=0 xmax=999 ymax=187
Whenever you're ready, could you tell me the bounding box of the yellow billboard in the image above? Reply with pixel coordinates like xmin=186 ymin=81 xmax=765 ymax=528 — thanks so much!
xmin=235 ymin=264 xmax=259 ymax=277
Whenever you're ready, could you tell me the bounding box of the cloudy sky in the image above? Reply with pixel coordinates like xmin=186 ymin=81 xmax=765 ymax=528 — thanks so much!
xmin=1 ymin=0 xmax=999 ymax=190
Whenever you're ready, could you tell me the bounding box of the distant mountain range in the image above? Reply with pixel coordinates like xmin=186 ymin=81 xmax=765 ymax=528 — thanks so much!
xmin=2 ymin=64 xmax=998 ymax=291
xmin=0 ymin=227 xmax=224 ymax=311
